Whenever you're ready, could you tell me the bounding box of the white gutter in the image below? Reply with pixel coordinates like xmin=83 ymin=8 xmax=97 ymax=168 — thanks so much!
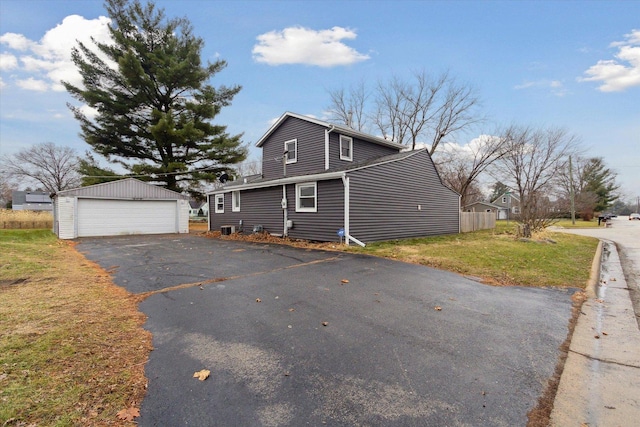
xmin=208 ymin=151 xmax=424 ymax=195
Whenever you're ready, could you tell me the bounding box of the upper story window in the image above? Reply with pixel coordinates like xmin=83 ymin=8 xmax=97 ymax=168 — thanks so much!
xmin=502 ymin=196 xmax=507 ymax=203
xmin=214 ymin=194 xmax=224 ymax=213
xmin=285 ymin=139 xmax=297 ymax=164
xmin=232 ymin=191 xmax=240 ymax=212
xmin=296 ymin=182 xmax=317 ymax=212
xmin=340 ymin=135 xmax=353 ymax=161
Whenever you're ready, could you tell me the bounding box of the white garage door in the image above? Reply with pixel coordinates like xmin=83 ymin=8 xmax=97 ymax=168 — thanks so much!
xmin=77 ymin=199 xmax=178 ymax=237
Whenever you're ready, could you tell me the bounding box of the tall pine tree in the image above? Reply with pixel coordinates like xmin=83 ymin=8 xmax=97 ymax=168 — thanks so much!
xmin=64 ymin=0 xmax=246 ymax=195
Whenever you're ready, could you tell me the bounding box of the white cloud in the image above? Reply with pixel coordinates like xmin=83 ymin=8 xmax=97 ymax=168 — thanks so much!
xmin=0 ymin=77 xmax=5 ymax=89
xmin=514 ymin=79 xmax=567 ymax=97
xmin=16 ymin=77 xmax=49 ymax=91
xmin=579 ymin=29 xmax=640 ymax=92
xmin=0 ymin=52 xmax=18 ymax=70
xmin=252 ymin=26 xmax=370 ymax=67
xmin=0 ymin=15 xmax=112 ymax=91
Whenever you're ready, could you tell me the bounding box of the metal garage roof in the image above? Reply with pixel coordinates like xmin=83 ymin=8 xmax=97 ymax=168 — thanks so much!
xmin=54 ymin=178 xmax=189 ymax=200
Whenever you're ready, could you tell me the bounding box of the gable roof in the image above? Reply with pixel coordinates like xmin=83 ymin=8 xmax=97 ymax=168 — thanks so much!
xmin=463 ymin=201 xmax=501 ymax=210
xmin=209 ymin=149 xmax=432 ymax=194
xmin=491 ymin=191 xmax=520 ymax=204
xmin=54 ymin=178 xmax=189 ymax=200
xmin=255 ymin=112 xmax=406 ymax=151
xmin=12 ymin=191 xmax=52 ymax=205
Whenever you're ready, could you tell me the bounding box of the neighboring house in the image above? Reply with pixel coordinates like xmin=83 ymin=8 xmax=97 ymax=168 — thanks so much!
xmin=189 ymin=201 xmax=207 ymax=217
xmin=208 ymin=112 xmax=460 ymax=245
xmin=463 ymin=201 xmax=500 ymax=215
xmin=52 ymin=178 xmax=190 ymax=239
xmin=11 ymin=191 xmax=53 ymax=211
xmin=491 ymin=192 xmax=520 ymax=220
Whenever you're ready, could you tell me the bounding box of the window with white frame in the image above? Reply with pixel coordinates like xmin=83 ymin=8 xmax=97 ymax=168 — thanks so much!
xmin=296 ymin=182 xmax=317 ymax=212
xmin=214 ymin=194 xmax=224 ymax=213
xmin=232 ymin=191 xmax=240 ymax=212
xmin=340 ymin=135 xmax=353 ymax=161
xmin=285 ymin=139 xmax=297 ymax=164
xmin=502 ymin=196 xmax=507 ymax=203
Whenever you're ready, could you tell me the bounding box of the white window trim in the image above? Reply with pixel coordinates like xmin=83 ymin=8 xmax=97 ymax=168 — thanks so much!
xmin=214 ymin=194 xmax=224 ymax=213
xmin=502 ymin=196 xmax=507 ymax=203
xmin=339 ymin=135 xmax=353 ymax=161
xmin=296 ymin=182 xmax=317 ymax=213
xmin=285 ymin=139 xmax=297 ymax=164
xmin=232 ymin=191 xmax=240 ymax=212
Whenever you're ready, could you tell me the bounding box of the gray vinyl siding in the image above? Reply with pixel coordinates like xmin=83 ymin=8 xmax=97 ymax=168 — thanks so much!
xmin=261 ymin=117 xmax=326 ymax=180
xmin=287 ymin=179 xmax=344 ymax=242
xmin=347 ymin=150 xmax=460 ymax=242
xmin=209 ymin=186 xmax=283 ymax=234
xmin=328 ymin=133 xmax=399 ymax=169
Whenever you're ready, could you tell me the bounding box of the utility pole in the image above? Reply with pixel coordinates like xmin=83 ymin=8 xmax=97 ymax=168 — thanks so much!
xmin=569 ymin=156 xmax=576 ymax=225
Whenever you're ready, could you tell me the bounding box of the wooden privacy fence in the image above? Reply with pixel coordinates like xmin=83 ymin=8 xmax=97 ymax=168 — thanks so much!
xmin=1 ymin=220 xmax=53 ymax=230
xmin=460 ymin=212 xmax=496 ymax=233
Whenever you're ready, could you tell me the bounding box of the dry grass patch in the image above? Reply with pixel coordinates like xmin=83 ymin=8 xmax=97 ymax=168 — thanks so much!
xmin=0 ymin=230 xmax=151 ymax=426
xmin=0 ymin=209 xmax=53 ymax=229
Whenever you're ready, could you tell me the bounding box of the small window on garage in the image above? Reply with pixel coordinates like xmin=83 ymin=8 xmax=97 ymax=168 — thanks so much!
xmin=296 ymin=182 xmax=317 ymax=212
xmin=232 ymin=191 xmax=240 ymax=212
xmin=215 ymin=194 xmax=224 ymax=213
xmin=285 ymin=139 xmax=297 ymax=164
xmin=340 ymin=135 xmax=353 ymax=161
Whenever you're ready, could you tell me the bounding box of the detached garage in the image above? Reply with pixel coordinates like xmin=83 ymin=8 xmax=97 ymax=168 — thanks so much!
xmin=53 ymin=178 xmax=190 ymax=239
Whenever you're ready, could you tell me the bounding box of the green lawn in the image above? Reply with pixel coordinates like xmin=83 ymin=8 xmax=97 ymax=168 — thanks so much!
xmin=347 ymin=223 xmax=598 ymax=288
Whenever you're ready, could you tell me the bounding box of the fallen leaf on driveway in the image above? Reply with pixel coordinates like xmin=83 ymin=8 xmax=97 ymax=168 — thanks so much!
xmin=341 ymin=279 xmax=349 ymax=284
xmin=193 ymin=369 xmax=210 ymax=381
xmin=434 ymin=306 xmax=442 ymax=311
xmin=256 ymin=298 xmax=262 ymax=303
xmin=322 ymin=321 xmax=329 ymax=326
xmin=116 ymin=407 xmax=140 ymax=421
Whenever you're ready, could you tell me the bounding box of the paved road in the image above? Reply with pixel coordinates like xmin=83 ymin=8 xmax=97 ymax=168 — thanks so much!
xmin=550 ymin=216 xmax=640 ymax=426
xmin=78 ymin=234 xmax=576 ymax=426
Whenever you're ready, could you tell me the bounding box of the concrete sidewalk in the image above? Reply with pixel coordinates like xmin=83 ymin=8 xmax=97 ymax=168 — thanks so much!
xmin=551 ymin=220 xmax=640 ymax=426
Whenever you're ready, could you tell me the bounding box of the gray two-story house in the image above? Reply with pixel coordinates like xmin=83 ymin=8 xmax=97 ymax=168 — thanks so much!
xmin=208 ymin=112 xmax=460 ymax=245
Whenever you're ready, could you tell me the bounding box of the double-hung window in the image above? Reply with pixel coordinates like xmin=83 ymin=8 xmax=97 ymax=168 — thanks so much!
xmin=296 ymin=182 xmax=317 ymax=212
xmin=285 ymin=139 xmax=297 ymax=164
xmin=340 ymin=135 xmax=353 ymax=161
xmin=214 ymin=194 xmax=224 ymax=213
xmin=232 ymin=191 xmax=240 ymax=212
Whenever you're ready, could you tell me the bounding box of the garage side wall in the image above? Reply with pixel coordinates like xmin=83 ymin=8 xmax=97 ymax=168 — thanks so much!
xmin=56 ymin=196 xmax=76 ymax=239
xmin=178 ymin=200 xmax=189 ymax=233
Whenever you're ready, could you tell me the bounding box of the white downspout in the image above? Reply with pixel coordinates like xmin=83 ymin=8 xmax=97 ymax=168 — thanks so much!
xmin=207 ymin=194 xmax=211 ymax=232
xmin=283 ymin=185 xmax=288 ymax=237
xmin=325 ymin=125 xmax=335 ymax=170
xmin=342 ymin=173 xmax=365 ymax=247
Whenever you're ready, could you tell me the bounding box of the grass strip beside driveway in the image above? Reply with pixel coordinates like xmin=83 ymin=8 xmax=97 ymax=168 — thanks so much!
xmin=0 ymin=230 xmax=151 ymax=426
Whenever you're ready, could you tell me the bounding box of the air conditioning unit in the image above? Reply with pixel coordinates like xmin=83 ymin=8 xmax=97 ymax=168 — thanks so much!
xmin=221 ymin=225 xmax=235 ymax=235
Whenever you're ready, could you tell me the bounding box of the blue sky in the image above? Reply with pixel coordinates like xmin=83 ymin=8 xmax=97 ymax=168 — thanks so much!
xmin=1 ymin=0 xmax=639 ymax=198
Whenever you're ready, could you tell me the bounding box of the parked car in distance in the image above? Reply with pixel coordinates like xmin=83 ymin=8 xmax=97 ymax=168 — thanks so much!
xmin=630 ymin=213 xmax=640 ymax=220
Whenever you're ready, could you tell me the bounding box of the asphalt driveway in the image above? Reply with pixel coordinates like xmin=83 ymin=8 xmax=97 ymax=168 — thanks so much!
xmin=77 ymin=234 xmax=576 ymax=426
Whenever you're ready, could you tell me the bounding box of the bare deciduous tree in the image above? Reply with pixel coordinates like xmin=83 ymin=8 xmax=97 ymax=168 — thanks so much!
xmin=493 ymin=125 xmax=581 ymax=234
xmin=326 ymin=80 xmax=369 ymax=132
xmin=326 ymin=69 xmax=482 ymax=154
xmin=435 ymin=134 xmax=510 ymax=207
xmin=1 ymin=142 xmax=81 ymax=192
